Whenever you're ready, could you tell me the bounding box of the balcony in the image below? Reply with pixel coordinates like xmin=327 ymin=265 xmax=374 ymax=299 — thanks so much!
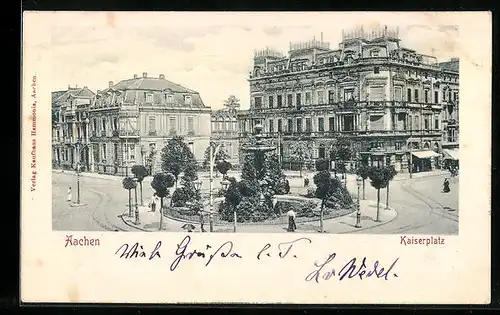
xmin=118 ymin=130 xmax=140 ymax=138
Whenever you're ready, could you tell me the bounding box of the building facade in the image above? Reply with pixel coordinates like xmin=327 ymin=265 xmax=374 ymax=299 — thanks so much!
xmin=211 ymin=108 xmax=240 ymax=164
xmin=89 ymin=72 xmax=211 ymax=176
xmin=52 ymin=86 xmax=96 ymax=171
xmin=238 ymin=26 xmax=460 ymax=173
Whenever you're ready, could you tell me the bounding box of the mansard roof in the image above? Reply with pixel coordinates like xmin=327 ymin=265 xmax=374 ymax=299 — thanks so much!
xmin=53 ymin=87 xmax=95 ymax=107
xmin=110 ymin=77 xmax=198 ymax=94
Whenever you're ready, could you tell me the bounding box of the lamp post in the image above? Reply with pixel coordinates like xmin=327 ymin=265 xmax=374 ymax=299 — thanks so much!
xmin=193 ymin=179 xmax=204 ymax=232
xmin=355 ymin=175 xmax=362 ymax=228
xmin=133 ymin=177 xmax=140 ymax=225
xmin=209 ymin=142 xmax=222 ymax=232
xmin=76 ymin=162 xmax=81 ymax=204
xmin=220 ymin=178 xmax=232 ymax=231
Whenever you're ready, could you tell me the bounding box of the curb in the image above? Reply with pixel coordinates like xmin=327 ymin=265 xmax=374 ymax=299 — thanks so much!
xmin=120 ymin=214 xmax=152 ymax=232
xmin=339 ymin=201 xmax=398 ymax=234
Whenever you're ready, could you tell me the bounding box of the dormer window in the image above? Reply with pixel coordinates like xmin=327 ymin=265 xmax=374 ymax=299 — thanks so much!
xmin=146 ymin=93 xmax=153 ymax=103
xmin=167 ymin=95 xmax=174 ymax=103
xmin=184 ymin=95 xmax=192 ymax=105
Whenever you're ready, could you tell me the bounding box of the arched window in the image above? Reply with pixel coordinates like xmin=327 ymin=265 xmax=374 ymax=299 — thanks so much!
xmin=318 ymin=144 xmax=326 ymax=159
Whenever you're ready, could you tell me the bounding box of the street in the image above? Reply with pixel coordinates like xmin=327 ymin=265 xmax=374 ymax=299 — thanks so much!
xmin=52 ymin=171 xmax=459 ymax=234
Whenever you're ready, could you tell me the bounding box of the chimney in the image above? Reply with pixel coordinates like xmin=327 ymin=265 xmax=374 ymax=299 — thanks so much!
xmin=142 ymin=72 xmax=147 ymax=78
xmin=159 ymin=74 xmax=165 ymax=79
xmin=133 ymin=74 xmax=138 ymax=79
xmin=109 ymin=81 xmax=114 ymax=88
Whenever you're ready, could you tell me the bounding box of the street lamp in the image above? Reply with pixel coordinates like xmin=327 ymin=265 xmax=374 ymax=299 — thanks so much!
xmin=191 ymin=179 xmax=204 ymax=232
xmin=219 ymin=178 xmax=233 ymax=231
xmin=209 ymin=142 xmax=223 ymax=232
xmin=76 ymin=162 xmax=81 ymax=204
xmin=132 ymin=177 xmax=140 ymax=225
xmin=355 ymin=175 xmax=362 ymax=228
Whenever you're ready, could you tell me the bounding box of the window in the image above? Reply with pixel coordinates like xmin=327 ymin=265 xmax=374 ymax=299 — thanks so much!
xmin=169 ymin=117 xmax=176 ymax=132
xmin=318 ymin=91 xmax=324 ymax=104
xmin=305 ymin=92 xmax=312 ymax=105
xmin=318 ymin=117 xmax=325 ymax=132
xmin=148 ymin=116 xmax=156 ymax=134
xmin=287 ymin=119 xmax=293 ymax=133
xmin=434 ymin=91 xmax=439 ymax=103
xmin=395 ymin=142 xmax=402 ymax=150
xmin=343 ymin=89 xmax=353 ymax=101
xmin=254 ymin=97 xmax=262 ymax=108
xmin=329 ymin=117 xmax=335 ymax=131
xmin=442 ymin=90 xmax=446 ymax=101
xmin=277 ymin=119 xmax=283 ymax=132
xmin=407 ymin=88 xmax=412 ymax=102
xmin=277 ymin=95 xmax=283 ymax=108
xmin=369 ymin=86 xmax=384 ymax=101
xmin=269 ymin=119 xmax=274 ymax=133
xmin=296 ymin=118 xmax=302 ymax=132
xmin=305 ymin=118 xmax=312 ymax=132
xmin=371 ymin=50 xmax=380 ymax=57
xmin=448 ymin=91 xmax=452 ymax=101
xmin=146 ymin=94 xmax=153 ymax=103
xmin=414 ymin=116 xmax=420 ymax=130
xmin=167 ymin=95 xmax=174 ymax=103
xmin=296 ymin=93 xmax=301 ymax=107
xmin=434 ymin=117 xmax=439 ymax=130
xmin=318 ymin=145 xmax=326 ymax=158
xmin=287 ymin=94 xmax=293 ymax=107
xmin=328 ymin=90 xmax=335 ymax=104
xmin=424 ymin=90 xmax=429 ymax=103
xmin=101 ymin=118 xmax=106 ymax=133
xmin=187 ymin=117 xmax=194 ymax=132
xmin=93 ymin=118 xmax=97 ymax=133
xmin=102 ymin=143 xmax=107 ymax=160
xmin=374 ymin=66 xmax=380 ymax=74
xmin=113 ymin=117 xmax=118 ymax=130
xmin=128 ymin=144 xmax=135 ymax=161
xmin=268 ymin=95 xmax=274 ymax=108
xmin=184 ymin=95 xmax=192 ymax=105
xmin=394 ymin=87 xmax=402 ymax=101
xmin=424 ymin=117 xmax=429 ymax=130
xmin=414 ymin=89 xmax=419 ymax=102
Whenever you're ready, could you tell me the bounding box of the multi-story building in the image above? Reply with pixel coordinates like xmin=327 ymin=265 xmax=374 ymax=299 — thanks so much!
xmin=437 ymin=58 xmax=460 ymax=148
xmin=238 ymin=25 xmax=460 ymax=173
xmin=211 ymin=108 xmax=240 ymax=165
xmin=52 ymin=86 xmax=95 ymax=171
xmin=89 ymin=72 xmax=211 ymax=176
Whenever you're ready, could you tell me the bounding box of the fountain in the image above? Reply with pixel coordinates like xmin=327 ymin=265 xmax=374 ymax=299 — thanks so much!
xmin=241 ymin=124 xmax=277 ymax=154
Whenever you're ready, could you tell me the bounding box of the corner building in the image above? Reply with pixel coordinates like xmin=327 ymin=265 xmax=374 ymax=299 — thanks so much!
xmin=238 ymin=26 xmax=459 ymax=173
xmin=89 ymin=73 xmax=211 ymax=176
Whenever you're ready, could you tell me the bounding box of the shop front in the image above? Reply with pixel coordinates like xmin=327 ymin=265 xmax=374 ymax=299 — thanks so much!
xmin=411 ymin=150 xmax=442 ymax=173
xmin=442 ymin=148 xmax=459 ymax=170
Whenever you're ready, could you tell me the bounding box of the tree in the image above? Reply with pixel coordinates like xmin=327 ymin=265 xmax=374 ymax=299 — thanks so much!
xmin=330 ymin=136 xmax=353 ymax=184
xmin=216 ymin=160 xmax=232 ymax=178
xmin=223 ymin=95 xmax=241 ymax=111
xmin=224 ymin=177 xmax=243 ymax=232
xmin=161 ymin=136 xmax=197 ymax=188
xmin=289 ymin=140 xmax=312 ymax=178
xmin=355 ymin=164 xmax=370 ymax=200
xmin=173 ymin=163 xmax=200 ymax=208
xmin=151 ymin=173 xmax=176 ymax=230
xmin=131 ymin=165 xmax=148 ymax=206
xmin=368 ymin=166 xmax=389 ymax=222
xmin=122 ymin=177 xmax=137 ymax=217
xmin=241 ymin=153 xmax=257 ymax=181
xmin=315 ymin=158 xmax=330 ymax=172
xmin=313 ymin=170 xmax=339 ymax=233
xmin=202 ymin=142 xmax=230 ymax=175
xmin=383 ymin=165 xmax=398 ymax=209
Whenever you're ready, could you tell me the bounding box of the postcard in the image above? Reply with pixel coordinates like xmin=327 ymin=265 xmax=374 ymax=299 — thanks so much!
xmin=21 ymin=11 xmax=491 ymax=304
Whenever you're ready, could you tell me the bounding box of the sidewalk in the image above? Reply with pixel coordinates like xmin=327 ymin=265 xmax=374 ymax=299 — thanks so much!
xmin=120 ymin=198 xmax=397 ymax=233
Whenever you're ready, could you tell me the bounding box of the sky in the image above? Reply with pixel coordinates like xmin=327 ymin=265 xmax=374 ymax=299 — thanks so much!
xmin=27 ymin=12 xmax=461 ymax=110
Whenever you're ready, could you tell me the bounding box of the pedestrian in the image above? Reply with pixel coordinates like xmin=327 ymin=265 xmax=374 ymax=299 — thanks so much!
xmin=149 ymin=193 xmax=158 ymax=212
xmin=199 ymin=209 xmax=206 ymax=232
xmin=67 ymin=186 xmax=72 ymax=202
xmin=443 ymin=178 xmax=450 ymax=193
xmin=304 ymin=177 xmax=309 ymax=187
xmin=287 ymin=209 xmax=297 ymax=232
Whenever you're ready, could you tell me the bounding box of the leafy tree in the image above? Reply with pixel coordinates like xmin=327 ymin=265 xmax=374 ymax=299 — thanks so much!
xmin=216 ymin=160 xmax=232 ymax=178
xmin=151 ymin=173 xmax=175 ymax=230
xmin=122 ymin=177 xmax=137 ymax=217
xmin=383 ymin=165 xmax=398 ymax=209
xmin=131 ymin=165 xmax=148 ymax=205
xmin=263 ymin=154 xmax=287 ymax=195
xmin=160 ymin=136 xmax=197 ymax=188
xmin=223 ymin=177 xmax=243 ymax=231
xmin=289 ymin=140 xmax=312 ymax=178
xmin=330 ymin=136 xmax=353 ymax=181
xmin=313 ymin=170 xmax=339 ymax=233
xmin=355 ymin=164 xmax=370 ymax=200
xmin=223 ymin=95 xmax=241 ymax=111
xmin=202 ymin=142 xmax=230 ymax=173
xmin=368 ymin=166 xmax=389 ymax=222
xmin=315 ymin=158 xmax=330 ymax=172
xmin=241 ymin=153 xmax=257 ymax=181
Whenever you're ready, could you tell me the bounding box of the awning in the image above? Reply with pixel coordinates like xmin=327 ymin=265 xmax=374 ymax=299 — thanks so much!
xmin=442 ymin=149 xmax=459 ymax=160
xmin=412 ymin=150 xmax=441 ymax=159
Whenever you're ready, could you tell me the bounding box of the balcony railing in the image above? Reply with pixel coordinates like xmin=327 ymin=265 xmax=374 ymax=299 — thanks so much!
xmin=238 ymin=129 xmax=443 ymax=138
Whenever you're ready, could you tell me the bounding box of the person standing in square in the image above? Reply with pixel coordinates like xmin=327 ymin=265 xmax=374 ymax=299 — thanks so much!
xmin=67 ymin=187 xmax=72 ymax=202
